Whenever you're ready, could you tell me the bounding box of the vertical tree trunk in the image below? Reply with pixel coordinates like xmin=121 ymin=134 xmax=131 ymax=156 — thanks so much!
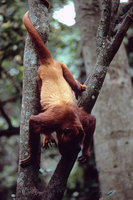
xmin=94 ymin=45 xmax=133 ymax=200
xmin=74 ymin=0 xmax=133 ymax=199
xmin=16 ymin=1 xmax=49 ymax=199
xmin=74 ymin=0 xmax=100 ymax=75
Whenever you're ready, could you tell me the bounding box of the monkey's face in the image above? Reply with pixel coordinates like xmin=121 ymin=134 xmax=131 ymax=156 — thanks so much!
xmin=57 ymin=122 xmax=85 ymax=158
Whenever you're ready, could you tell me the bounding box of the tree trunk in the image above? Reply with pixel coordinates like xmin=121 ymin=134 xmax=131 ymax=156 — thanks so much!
xmin=94 ymin=45 xmax=133 ymax=200
xmin=74 ymin=0 xmax=133 ymax=199
xmin=16 ymin=0 xmax=49 ymax=199
xmin=74 ymin=0 xmax=100 ymax=75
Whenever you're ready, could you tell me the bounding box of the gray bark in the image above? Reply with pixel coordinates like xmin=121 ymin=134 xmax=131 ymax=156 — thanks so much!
xmin=74 ymin=0 xmax=133 ymax=199
xmin=16 ymin=0 xmax=49 ymax=199
xmin=73 ymin=0 xmax=100 ymax=75
xmin=94 ymin=45 xmax=133 ymax=200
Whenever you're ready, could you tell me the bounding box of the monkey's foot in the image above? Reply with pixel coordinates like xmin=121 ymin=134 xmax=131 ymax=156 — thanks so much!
xmin=20 ymin=155 xmax=32 ymax=168
xmin=78 ymin=151 xmax=90 ymax=164
xmin=43 ymin=134 xmax=57 ymax=149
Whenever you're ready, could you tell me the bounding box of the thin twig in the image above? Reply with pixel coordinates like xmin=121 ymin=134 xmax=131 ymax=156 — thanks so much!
xmin=109 ymin=0 xmax=120 ymax=37
xmin=0 ymin=100 xmax=12 ymax=128
xmin=108 ymin=7 xmax=133 ymax=63
xmin=1 ymin=95 xmax=21 ymax=106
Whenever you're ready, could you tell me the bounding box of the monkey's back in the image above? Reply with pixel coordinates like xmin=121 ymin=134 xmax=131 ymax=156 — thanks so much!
xmin=38 ymin=63 xmax=75 ymax=110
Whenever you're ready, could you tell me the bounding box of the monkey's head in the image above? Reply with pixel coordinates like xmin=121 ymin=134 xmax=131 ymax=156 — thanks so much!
xmin=57 ymin=120 xmax=85 ymax=159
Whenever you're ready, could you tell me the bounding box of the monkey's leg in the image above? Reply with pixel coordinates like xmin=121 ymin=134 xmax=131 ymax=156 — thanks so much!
xmin=42 ymin=134 xmax=57 ymax=149
xmin=78 ymin=109 xmax=96 ymax=163
xmin=20 ymin=109 xmax=58 ymax=167
xmin=20 ymin=117 xmax=42 ymax=167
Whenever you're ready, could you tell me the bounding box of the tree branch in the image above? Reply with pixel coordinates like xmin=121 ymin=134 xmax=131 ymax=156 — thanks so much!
xmin=0 ymin=97 xmax=21 ymax=137
xmin=97 ymin=0 xmax=112 ymax=53
xmin=108 ymin=8 xmax=133 ymax=63
xmin=109 ymin=0 xmax=120 ymax=37
xmin=1 ymin=95 xmax=21 ymax=106
xmin=0 ymin=127 xmax=19 ymax=137
xmin=0 ymin=100 xmax=12 ymax=128
xmin=100 ymin=0 xmax=112 ymax=38
xmin=78 ymin=1 xmax=133 ymax=113
xmin=112 ymin=0 xmax=120 ymax=17
xmin=44 ymin=155 xmax=78 ymax=200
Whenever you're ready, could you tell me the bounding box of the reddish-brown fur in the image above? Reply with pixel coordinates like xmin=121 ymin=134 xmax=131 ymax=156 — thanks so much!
xmin=20 ymin=2 xmax=96 ymax=167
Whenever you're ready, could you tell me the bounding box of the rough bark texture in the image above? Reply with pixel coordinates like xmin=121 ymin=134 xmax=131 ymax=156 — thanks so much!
xmin=16 ymin=0 xmax=49 ymax=199
xmin=74 ymin=0 xmax=133 ymax=199
xmin=74 ymin=0 xmax=100 ymax=75
xmin=94 ymin=45 xmax=133 ymax=200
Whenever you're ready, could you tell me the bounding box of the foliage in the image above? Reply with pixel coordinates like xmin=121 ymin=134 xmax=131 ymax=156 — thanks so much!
xmin=0 ymin=0 xmax=27 ymax=130
xmin=0 ymin=136 xmax=18 ymax=200
xmin=0 ymin=1 xmax=27 ymax=199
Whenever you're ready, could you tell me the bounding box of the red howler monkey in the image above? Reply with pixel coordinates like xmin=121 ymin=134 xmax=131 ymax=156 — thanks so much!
xmin=20 ymin=1 xmax=96 ymax=167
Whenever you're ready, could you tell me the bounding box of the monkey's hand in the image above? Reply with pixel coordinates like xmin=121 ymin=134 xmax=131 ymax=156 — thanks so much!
xmin=75 ymin=80 xmax=86 ymax=100
xmin=43 ymin=134 xmax=57 ymax=149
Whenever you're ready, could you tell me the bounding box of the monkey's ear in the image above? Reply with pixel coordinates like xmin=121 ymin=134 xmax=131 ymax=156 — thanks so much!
xmin=63 ymin=128 xmax=71 ymax=135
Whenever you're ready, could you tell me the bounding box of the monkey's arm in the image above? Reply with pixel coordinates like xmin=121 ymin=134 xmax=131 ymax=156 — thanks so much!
xmin=61 ymin=64 xmax=86 ymax=99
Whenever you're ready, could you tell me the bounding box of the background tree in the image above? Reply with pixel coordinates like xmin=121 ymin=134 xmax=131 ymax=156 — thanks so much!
xmin=74 ymin=0 xmax=133 ymax=199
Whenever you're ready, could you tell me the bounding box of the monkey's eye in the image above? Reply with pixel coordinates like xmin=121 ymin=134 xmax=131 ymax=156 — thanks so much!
xmin=63 ymin=128 xmax=71 ymax=135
